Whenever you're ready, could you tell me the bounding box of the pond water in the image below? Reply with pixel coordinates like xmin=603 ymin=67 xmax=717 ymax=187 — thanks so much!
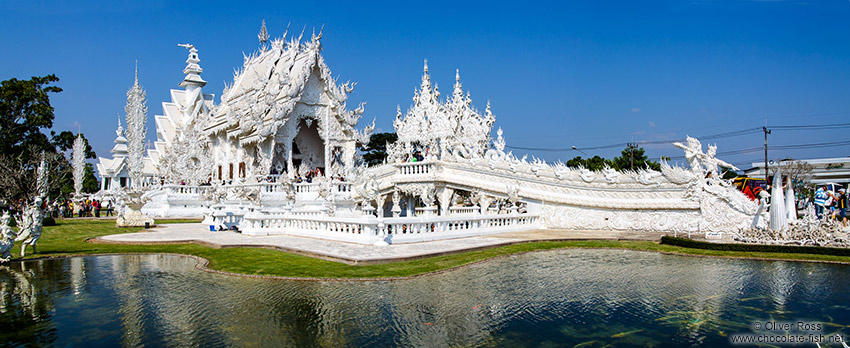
xmin=1 ymin=250 xmax=849 ymax=347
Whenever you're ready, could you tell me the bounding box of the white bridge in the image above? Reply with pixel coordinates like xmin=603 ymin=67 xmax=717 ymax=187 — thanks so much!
xmin=141 ymin=142 xmax=763 ymax=245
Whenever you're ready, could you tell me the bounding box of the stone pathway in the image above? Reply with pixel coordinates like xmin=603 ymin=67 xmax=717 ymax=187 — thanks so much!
xmin=97 ymin=223 xmax=670 ymax=264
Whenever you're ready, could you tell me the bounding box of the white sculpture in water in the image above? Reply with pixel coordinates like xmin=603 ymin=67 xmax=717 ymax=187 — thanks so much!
xmin=0 ymin=211 xmax=15 ymax=262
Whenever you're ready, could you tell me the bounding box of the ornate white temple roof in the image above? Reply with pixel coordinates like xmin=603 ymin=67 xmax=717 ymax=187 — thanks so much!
xmin=389 ymin=61 xmax=495 ymax=162
xmin=204 ymin=29 xmax=366 ymax=146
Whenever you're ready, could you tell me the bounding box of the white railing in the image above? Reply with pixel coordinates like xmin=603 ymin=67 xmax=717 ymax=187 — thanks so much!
xmin=241 ymin=214 xmax=379 ymax=243
xmin=397 ymin=161 xmax=434 ymax=175
xmin=164 ymin=185 xmax=206 ymax=195
xmin=292 ymin=182 xmax=352 ymax=194
xmin=380 ymin=214 xmax=539 ymax=243
xmin=240 ymin=212 xmax=540 ymax=244
xmin=449 ymin=206 xmax=479 ymax=215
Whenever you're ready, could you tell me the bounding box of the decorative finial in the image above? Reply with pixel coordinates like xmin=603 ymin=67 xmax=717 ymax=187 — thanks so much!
xmin=282 ymin=22 xmax=290 ymax=42
xmin=312 ymin=24 xmax=324 ymax=42
xmin=177 ymin=43 xmax=206 ymax=88
xmin=134 ymin=60 xmax=139 ymax=85
xmin=116 ymin=114 xmax=123 ymax=136
xmin=423 ymin=59 xmax=429 ymax=73
xmin=455 ymin=69 xmax=460 ymax=83
xmin=297 ymin=25 xmax=306 ymax=42
xmin=258 ymin=19 xmax=269 ymax=47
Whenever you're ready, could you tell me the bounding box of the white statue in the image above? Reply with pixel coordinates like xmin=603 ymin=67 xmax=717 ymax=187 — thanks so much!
xmin=0 ymin=211 xmax=15 ymax=262
xmin=15 ymin=197 xmax=43 ymax=257
xmin=785 ymin=176 xmax=798 ymax=222
xmin=673 ymin=137 xmax=704 ymax=174
xmin=769 ymin=168 xmax=787 ymax=231
xmin=701 ymin=144 xmax=738 ymax=178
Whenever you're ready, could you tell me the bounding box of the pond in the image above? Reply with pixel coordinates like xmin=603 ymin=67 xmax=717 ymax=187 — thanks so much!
xmin=1 ymin=250 xmax=849 ymax=347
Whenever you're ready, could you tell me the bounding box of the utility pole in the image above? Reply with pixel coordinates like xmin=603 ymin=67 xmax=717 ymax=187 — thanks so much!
xmin=763 ymin=126 xmax=771 ymax=182
xmin=627 ymin=143 xmax=638 ymax=171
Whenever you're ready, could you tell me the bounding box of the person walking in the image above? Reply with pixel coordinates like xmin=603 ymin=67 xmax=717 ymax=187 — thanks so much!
xmin=814 ymin=185 xmax=829 ymax=220
xmin=838 ymin=188 xmax=848 ymax=228
xmin=106 ymin=201 xmax=113 ymax=217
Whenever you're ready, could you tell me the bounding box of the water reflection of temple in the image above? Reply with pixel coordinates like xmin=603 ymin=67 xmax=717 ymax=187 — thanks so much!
xmin=5 ymin=252 xmax=850 ymax=346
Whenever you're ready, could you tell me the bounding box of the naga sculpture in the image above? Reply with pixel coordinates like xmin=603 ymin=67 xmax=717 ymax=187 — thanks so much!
xmin=0 ymin=211 xmax=15 ymax=262
xmin=15 ymin=198 xmax=43 ymax=257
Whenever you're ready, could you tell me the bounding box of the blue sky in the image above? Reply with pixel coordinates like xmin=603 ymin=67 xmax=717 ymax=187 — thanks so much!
xmin=2 ymin=0 xmax=849 ymax=170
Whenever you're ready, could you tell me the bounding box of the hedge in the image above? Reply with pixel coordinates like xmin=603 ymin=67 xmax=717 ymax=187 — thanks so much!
xmin=660 ymin=236 xmax=850 ymax=257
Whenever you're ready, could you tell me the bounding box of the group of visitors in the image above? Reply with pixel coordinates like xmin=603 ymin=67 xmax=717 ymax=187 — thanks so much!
xmin=403 ymin=148 xmax=429 ymax=163
xmin=295 ymin=168 xmax=323 ymax=183
xmin=813 ymin=185 xmax=848 ymax=227
xmin=51 ymin=199 xmax=114 ymax=218
xmin=5 ymin=197 xmax=116 ymax=219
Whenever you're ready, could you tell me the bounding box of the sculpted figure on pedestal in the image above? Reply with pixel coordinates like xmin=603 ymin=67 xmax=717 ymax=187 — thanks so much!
xmin=0 ymin=211 xmax=16 ymax=262
xmin=15 ymin=198 xmax=43 ymax=257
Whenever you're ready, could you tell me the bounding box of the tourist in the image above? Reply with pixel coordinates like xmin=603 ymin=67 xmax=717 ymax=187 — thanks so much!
xmin=837 ymin=188 xmax=848 ymax=227
xmin=814 ymin=185 xmax=831 ymax=220
xmin=93 ymin=200 xmax=101 ymax=218
xmin=106 ymin=201 xmax=113 ymax=217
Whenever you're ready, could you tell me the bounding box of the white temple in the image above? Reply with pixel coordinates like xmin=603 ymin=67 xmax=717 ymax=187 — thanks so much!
xmin=97 ymin=23 xmax=766 ymax=245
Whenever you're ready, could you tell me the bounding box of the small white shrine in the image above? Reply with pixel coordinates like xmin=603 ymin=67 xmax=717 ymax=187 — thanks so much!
xmin=96 ymin=23 xmax=766 ymax=245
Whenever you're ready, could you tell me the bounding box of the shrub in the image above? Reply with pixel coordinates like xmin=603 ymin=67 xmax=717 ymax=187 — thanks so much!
xmin=42 ymin=216 xmax=56 ymax=226
xmin=660 ymin=236 xmax=850 ymax=257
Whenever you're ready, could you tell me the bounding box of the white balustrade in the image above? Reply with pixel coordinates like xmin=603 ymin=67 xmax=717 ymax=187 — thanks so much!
xmin=397 ymin=162 xmax=434 ymax=175
xmin=240 ymin=211 xmax=539 ymax=244
xmin=449 ymin=206 xmax=478 ymax=215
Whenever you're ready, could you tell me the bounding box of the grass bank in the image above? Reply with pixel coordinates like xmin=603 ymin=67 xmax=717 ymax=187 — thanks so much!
xmin=10 ymin=219 xmax=850 ymax=279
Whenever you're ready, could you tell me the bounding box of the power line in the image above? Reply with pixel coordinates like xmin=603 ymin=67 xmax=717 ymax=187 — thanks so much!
xmin=666 ymin=140 xmax=850 ymax=160
xmin=506 ymin=121 xmax=850 ymax=153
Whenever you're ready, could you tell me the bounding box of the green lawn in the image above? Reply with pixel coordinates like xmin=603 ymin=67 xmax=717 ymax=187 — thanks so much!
xmin=10 ymin=219 xmax=850 ymax=279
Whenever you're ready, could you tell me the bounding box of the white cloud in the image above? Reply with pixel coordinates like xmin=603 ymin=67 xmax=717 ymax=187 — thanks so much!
xmin=648 ymin=121 xmax=656 ymax=128
xmin=631 ymin=108 xmax=640 ymax=113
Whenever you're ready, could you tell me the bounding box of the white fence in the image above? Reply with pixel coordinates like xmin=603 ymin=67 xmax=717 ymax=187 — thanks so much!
xmin=241 ymin=212 xmax=540 ymax=244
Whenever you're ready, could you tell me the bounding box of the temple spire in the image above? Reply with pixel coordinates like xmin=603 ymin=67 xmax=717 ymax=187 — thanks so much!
xmin=116 ymin=114 xmax=124 ymax=136
xmin=177 ymin=43 xmax=207 ymax=89
xmin=420 ymin=59 xmax=432 ymax=94
xmin=111 ymin=114 xmax=128 ymax=157
xmin=453 ymin=69 xmax=463 ymax=100
xmin=134 ymin=60 xmax=139 ymax=86
xmin=258 ymin=19 xmax=269 ymax=48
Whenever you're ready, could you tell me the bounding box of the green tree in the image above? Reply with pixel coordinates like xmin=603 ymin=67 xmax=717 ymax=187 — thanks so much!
xmin=51 ymin=130 xmax=97 ymax=159
xmin=0 ymin=75 xmax=100 ymax=204
xmin=565 ymin=155 xmax=612 ymax=171
xmin=610 ymin=146 xmax=661 ymax=171
xmin=720 ymin=166 xmax=740 ymax=180
xmin=0 ymin=75 xmax=62 ymax=158
xmin=359 ymin=132 xmax=398 ymax=166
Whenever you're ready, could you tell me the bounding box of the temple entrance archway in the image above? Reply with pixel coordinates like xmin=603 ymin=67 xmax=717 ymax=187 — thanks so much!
xmin=290 ymin=119 xmax=325 ymax=175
